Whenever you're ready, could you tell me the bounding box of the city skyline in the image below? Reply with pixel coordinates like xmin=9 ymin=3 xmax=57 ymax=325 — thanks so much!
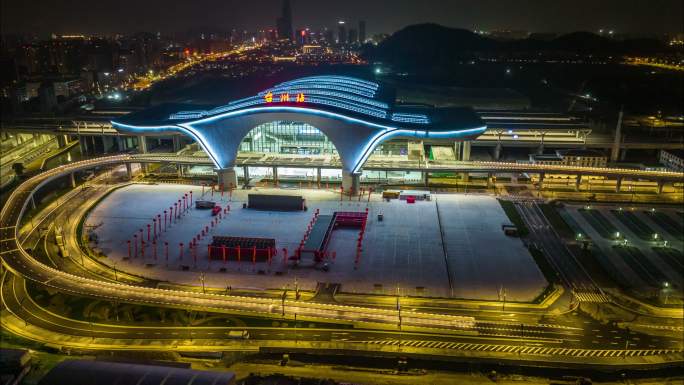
xmin=1 ymin=0 xmax=683 ymax=37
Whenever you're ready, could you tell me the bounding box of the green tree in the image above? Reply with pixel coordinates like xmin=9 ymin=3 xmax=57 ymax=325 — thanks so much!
xmin=11 ymin=162 xmax=25 ymax=177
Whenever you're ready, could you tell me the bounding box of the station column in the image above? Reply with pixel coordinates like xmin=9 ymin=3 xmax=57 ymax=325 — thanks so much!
xmin=342 ymin=170 xmax=360 ymax=196
xmin=172 ymin=135 xmax=182 ymax=152
xmin=216 ymin=168 xmax=238 ymax=190
xmin=462 ymin=141 xmax=471 ymax=161
xmin=138 ymin=135 xmax=148 ymax=153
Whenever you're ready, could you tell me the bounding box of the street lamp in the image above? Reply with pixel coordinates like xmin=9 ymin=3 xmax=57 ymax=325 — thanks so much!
xmin=662 ymin=282 xmax=670 ymax=304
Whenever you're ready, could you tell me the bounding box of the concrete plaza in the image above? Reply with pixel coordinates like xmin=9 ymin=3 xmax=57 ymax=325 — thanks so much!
xmin=86 ymin=184 xmax=546 ymax=301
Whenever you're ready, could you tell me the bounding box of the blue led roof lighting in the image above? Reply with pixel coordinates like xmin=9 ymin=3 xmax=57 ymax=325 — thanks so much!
xmin=112 ymin=75 xmax=486 ymax=174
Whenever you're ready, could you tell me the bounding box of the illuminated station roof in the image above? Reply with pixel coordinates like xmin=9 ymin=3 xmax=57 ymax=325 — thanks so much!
xmin=112 ymin=76 xmax=486 ymax=173
xmin=114 ymin=75 xmax=484 ymax=131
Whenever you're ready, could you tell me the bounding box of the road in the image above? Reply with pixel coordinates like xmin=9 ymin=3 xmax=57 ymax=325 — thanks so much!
xmin=0 ymin=154 xmax=682 ymax=365
xmin=3 ymin=272 xmax=681 ymax=360
xmin=515 ymin=200 xmax=607 ymax=302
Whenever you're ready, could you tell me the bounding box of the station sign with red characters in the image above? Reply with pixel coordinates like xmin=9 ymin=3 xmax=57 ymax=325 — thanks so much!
xmin=264 ymin=91 xmax=305 ymax=103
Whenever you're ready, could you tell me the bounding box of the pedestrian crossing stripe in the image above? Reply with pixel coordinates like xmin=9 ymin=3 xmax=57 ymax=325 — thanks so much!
xmin=573 ymin=291 xmax=610 ymax=303
xmin=353 ymin=340 xmax=681 ymax=357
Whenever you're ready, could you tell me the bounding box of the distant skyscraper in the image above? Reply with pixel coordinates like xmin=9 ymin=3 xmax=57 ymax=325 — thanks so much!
xmin=276 ymin=0 xmax=293 ymax=41
xmin=359 ymin=20 xmax=366 ymax=43
xmin=323 ymin=29 xmax=334 ymax=44
xmin=348 ymin=29 xmax=358 ymax=44
xmin=337 ymin=21 xmax=346 ymax=44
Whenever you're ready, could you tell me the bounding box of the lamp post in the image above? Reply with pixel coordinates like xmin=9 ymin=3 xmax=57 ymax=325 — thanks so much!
xmin=662 ymin=281 xmax=670 ymax=304
xmin=396 ymin=285 xmax=402 ymax=331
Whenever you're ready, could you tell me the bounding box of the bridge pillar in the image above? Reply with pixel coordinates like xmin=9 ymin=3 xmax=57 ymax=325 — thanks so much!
xmin=172 ymin=136 xmax=182 ymax=152
xmin=422 ymin=171 xmax=429 ymax=187
xmin=176 ymin=164 xmax=184 ymax=177
xmin=125 ymin=163 xmax=132 ymax=180
xmin=461 ymin=172 xmax=469 ymax=183
xmin=453 ymin=142 xmax=462 ymax=161
xmin=657 ymin=180 xmax=665 ymax=195
xmin=316 ymin=168 xmax=321 ymax=188
xmin=615 ymin=176 xmax=623 ymax=193
xmin=138 ymin=135 xmax=148 ymax=154
xmin=243 ymin=166 xmax=250 ymax=185
xmin=216 ymin=168 xmax=238 ymax=190
xmin=619 ymin=148 xmax=628 ymax=161
xmin=115 ymin=136 xmax=125 ymax=152
xmin=56 ymin=134 xmax=68 ymax=148
xmin=462 ymin=141 xmax=471 ymax=161
xmin=101 ymin=136 xmax=113 ymax=154
xmin=79 ymin=136 xmax=88 ymax=156
xmin=342 ymin=170 xmax=360 ymax=196
xmin=494 ymin=142 xmax=502 ymax=160
xmin=69 ymin=172 xmax=76 ymax=188
xmin=610 ymin=107 xmax=624 ymax=162
xmin=486 ymin=172 xmax=493 ymax=189
xmin=538 ymin=172 xmax=545 ymax=190
xmin=273 ymin=167 xmax=279 ymax=186
xmin=575 ymin=175 xmax=582 ymax=191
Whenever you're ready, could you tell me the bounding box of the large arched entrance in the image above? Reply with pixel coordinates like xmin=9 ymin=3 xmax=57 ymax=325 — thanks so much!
xmin=239 ymin=121 xmax=338 ymax=156
xmin=235 ymin=121 xmax=343 ymax=183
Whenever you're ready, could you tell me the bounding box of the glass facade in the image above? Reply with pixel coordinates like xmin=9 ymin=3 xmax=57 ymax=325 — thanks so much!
xmin=239 ymin=121 xmax=337 ymax=155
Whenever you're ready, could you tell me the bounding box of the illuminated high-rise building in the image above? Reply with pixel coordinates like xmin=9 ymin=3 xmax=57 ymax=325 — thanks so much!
xmin=359 ymin=20 xmax=366 ymax=43
xmin=348 ymin=29 xmax=358 ymax=44
xmin=337 ymin=21 xmax=346 ymax=44
xmin=276 ymin=0 xmax=293 ymax=41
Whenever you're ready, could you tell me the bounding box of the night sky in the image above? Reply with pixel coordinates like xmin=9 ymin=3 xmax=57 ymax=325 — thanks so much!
xmin=1 ymin=0 xmax=682 ymax=37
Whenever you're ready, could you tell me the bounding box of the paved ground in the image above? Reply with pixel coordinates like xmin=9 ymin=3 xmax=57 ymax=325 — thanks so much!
xmin=86 ymin=184 xmax=546 ymax=300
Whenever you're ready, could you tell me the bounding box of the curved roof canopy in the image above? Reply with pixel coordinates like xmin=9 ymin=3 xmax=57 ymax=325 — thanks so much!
xmin=112 ymin=75 xmax=486 ymax=173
